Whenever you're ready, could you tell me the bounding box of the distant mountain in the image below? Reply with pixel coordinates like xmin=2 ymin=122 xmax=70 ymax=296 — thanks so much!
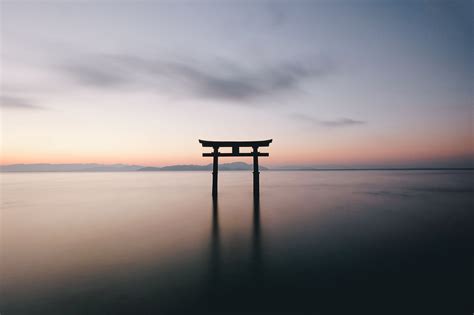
xmin=0 ymin=162 xmax=268 ymax=172
xmin=2 ymin=163 xmax=468 ymax=173
xmin=139 ymin=162 xmax=268 ymax=171
xmin=139 ymin=165 xmax=207 ymax=171
xmin=0 ymin=163 xmax=144 ymax=172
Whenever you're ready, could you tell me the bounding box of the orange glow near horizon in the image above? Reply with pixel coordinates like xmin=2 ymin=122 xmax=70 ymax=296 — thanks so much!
xmin=2 ymin=142 xmax=472 ymax=167
xmin=2 ymin=103 xmax=472 ymax=167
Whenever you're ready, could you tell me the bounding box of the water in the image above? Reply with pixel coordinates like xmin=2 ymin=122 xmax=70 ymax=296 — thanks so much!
xmin=1 ymin=171 xmax=472 ymax=314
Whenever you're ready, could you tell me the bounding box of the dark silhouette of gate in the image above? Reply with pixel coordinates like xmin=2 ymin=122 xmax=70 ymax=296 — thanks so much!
xmin=199 ymin=139 xmax=272 ymax=200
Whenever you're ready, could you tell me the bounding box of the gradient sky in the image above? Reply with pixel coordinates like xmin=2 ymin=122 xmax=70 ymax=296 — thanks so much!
xmin=1 ymin=0 xmax=472 ymax=167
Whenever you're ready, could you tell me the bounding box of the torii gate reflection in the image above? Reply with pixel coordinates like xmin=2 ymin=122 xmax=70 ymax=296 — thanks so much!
xmin=199 ymin=139 xmax=272 ymax=200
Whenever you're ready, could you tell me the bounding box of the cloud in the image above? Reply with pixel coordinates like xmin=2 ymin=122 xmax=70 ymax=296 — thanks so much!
xmin=173 ymin=59 xmax=329 ymax=101
xmin=290 ymin=113 xmax=366 ymax=127
xmin=61 ymin=63 xmax=128 ymax=88
xmin=0 ymin=95 xmax=44 ymax=110
xmin=319 ymin=118 xmax=366 ymax=127
xmin=59 ymin=54 xmax=335 ymax=103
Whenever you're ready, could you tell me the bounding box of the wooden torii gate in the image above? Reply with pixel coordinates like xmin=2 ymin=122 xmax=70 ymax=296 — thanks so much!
xmin=199 ymin=139 xmax=272 ymax=200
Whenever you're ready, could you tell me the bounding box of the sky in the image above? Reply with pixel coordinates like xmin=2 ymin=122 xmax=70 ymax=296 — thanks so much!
xmin=0 ymin=0 xmax=472 ymax=167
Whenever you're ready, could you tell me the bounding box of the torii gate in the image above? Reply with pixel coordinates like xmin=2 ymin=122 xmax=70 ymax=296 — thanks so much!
xmin=199 ymin=139 xmax=272 ymax=200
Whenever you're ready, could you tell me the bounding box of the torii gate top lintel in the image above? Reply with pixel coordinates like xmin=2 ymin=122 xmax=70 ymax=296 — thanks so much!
xmin=199 ymin=139 xmax=272 ymax=157
xmin=199 ymin=139 xmax=272 ymax=199
xmin=198 ymin=139 xmax=272 ymax=148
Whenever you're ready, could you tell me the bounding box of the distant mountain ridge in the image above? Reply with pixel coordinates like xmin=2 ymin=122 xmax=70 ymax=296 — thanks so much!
xmin=2 ymin=163 xmax=468 ymax=172
xmin=0 ymin=162 xmax=268 ymax=172
xmin=139 ymin=162 xmax=268 ymax=171
xmin=0 ymin=163 xmax=144 ymax=172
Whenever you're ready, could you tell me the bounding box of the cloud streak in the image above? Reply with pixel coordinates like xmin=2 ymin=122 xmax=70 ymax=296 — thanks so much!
xmin=61 ymin=63 xmax=128 ymax=88
xmin=319 ymin=118 xmax=366 ymax=127
xmin=291 ymin=113 xmax=366 ymax=127
xmin=59 ymin=54 xmax=335 ymax=103
xmin=0 ymin=95 xmax=44 ymax=110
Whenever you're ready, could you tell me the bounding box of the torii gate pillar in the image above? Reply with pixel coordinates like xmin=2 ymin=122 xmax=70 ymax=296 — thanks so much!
xmin=199 ymin=139 xmax=272 ymax=201
xmin=212 ymin=146 xmax=218 ymax=199
xmin=252 ymin=146 xmax=259 ymax=199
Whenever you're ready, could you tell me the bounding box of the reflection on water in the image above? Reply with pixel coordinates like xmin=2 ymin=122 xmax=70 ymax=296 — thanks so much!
xmin=251 ymin=197 xmax=262 ymax=283
xmin=209 ymin=198 xmax=220 ymax=292
xmin=1 ymin=171 xmax=472 ymax=314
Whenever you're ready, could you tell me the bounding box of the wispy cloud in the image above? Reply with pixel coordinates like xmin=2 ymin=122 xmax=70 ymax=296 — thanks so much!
xmin=0 ymin=95 xmax=44 ymax=110
xmin=58 ymin=54 xmax=335 ymax=103
xmin=319 ymin=118 xmax=366 ymax=127
xmin=290 ymin=113 xmax=366 ymax=127
xmin=61 ymin=63 xmax=128 ymax=88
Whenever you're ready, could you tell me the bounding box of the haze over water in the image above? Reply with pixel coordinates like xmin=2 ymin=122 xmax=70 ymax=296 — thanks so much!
xmin=1 ymin=170 xmax=472 ymax=314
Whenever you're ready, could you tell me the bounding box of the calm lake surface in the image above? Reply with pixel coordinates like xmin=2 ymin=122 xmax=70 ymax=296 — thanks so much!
xmin=1 ymin=171 xmax=472 ymax=314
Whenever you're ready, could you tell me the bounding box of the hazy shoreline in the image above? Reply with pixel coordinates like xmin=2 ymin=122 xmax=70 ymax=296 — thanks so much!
xmin=1 ymin=162 xmax=472 ymax=172
xmin=1 ymin=168 xmax=472 ymax=173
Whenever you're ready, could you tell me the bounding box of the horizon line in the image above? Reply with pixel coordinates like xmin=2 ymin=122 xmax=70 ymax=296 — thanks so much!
xmin=1 ymin=161 xmax=472 ymax=172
